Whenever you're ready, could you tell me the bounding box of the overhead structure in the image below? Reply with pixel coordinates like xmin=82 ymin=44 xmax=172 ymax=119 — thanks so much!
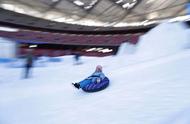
xmin=0 ymin=0 xmax=189 ymax=28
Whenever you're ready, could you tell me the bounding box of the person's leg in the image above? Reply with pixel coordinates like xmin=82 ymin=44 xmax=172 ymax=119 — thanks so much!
xmin=25 ymin=66 xmax=29 ymax=78
xmin=25 ymin=64 xmax=32 ymax=78
xmin=79 ymin=79 xmax=91 ymax=88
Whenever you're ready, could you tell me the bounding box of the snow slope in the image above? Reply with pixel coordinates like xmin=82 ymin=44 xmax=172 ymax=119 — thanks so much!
xmin=0 ymin=22 xmax=190 ymax=124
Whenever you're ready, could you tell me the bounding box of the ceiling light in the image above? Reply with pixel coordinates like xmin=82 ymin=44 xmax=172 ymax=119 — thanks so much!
xmin=116 ymin=0 xmax=123 ymax=4
xmin=122 ymin=0 xmax=137 ymax=9
xmin=122 ymin=3 xmax=133 ymax=9
xmin=84 ymin=5 xmax=92 ymax=9
xmin=52 ymin=0 xmax=59 ymax=2
xmin=73 ymin=0 xmax=84 ymax=6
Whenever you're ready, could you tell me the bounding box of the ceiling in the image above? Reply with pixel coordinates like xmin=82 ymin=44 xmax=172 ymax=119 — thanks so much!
xmin=0 ymin=0 xmax=189 ymax=27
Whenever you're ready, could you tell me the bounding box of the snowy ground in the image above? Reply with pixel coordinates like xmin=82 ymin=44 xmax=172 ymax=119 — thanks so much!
xmin=0 ymin=22 xmax=190 ymax=124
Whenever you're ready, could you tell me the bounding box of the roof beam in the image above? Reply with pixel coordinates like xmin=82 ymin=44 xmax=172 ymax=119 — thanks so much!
xmin=45 ymin=0 xmax=63 ymax=11
xmin=110 ymin=0 xmax=143 ymax=26
xmin=64 ymin=0 xmax=101 ymax=21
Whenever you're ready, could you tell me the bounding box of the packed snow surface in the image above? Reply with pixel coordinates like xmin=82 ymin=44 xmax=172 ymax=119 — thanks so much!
xmin=0 ymin=22 xmax=190 ymax=124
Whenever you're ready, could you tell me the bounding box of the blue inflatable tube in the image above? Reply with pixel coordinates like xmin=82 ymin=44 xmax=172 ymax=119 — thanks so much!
xmin=82 ymin=77 xmax=109 ymax=92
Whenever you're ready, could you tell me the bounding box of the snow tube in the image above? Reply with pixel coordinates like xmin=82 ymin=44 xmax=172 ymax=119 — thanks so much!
xmin=82 ymin=77 xmax=109 ymax=92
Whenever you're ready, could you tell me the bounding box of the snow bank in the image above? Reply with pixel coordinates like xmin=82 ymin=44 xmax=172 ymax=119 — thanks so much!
xmin=0 ymin=37 xmax=17 ymax=60
xmin=116 ymin=42 xmax=136 ymax=56
xmin=136 ymin=22 xmax=190 ymax=60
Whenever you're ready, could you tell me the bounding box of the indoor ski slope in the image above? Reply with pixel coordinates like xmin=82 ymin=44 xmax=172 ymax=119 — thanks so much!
xmin=0 ymin=22 xmax=190 ymax=124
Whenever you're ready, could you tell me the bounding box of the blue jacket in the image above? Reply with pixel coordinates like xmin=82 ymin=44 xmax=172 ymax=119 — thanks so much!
xmin=88 ymin=71 xmax=105 ymax=83
xmin=79 ymin=71 xmax=105 ymax=88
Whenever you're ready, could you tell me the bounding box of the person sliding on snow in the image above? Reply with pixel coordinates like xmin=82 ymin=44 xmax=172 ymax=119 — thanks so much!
xmin=72 ymin=65 xmax=105 ymax=89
